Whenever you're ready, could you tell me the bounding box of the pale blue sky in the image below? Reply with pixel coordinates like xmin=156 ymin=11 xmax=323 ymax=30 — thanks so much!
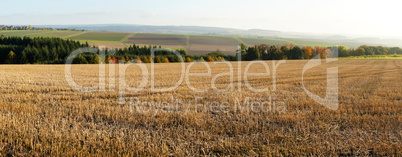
xmin=1 ymin=0 xmax=401 ymax=38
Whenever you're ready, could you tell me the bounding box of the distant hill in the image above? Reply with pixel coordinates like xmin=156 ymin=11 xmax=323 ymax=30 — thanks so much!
xmin=34 ymin=24 xmax=281 ymax=37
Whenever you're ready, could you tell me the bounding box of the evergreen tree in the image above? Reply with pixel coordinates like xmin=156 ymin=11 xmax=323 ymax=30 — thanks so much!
xmin=20 ymin=50 xmax=28 ymax=64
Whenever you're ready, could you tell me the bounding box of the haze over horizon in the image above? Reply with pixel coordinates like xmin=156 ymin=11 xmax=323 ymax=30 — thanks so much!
xmin=1 ymin=0 xmax=401 ymax=38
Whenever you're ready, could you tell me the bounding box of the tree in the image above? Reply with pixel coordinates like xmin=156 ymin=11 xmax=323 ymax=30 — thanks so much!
xmin=351 ymin=48 xmax=365 ymax=56
xmin=176 ymin=49 xmax=187 ymax=56
xmin=243 ymin=45 xmax=260 ymax=61
xmin=289 ymin=46 xmax=303 ymax=60
xmin=185 ymin=57 xmax=192 ymax=62
xmin=314 ymin=46 xmax=328 ymax=59
xmin=269 ymin=45 xmax=283 ymax=60
xmin=85 ymin=54 xmax=99 ymax=64
xmin=142 ymin=56 xmax=151 ymax=63
xmin=236 ymin=43 xmax=248 ymax=60
xmin=155 ymin=56 xmax=163 ymax=63
xmin=360 ymin=45 xmax=374 ymax=55
xmin=20 ymin=50 xmax=28 ymax=64
xmin=206 ymin=56 xmax=214 ymax=62
xmin=377 ymin=46 xmax=388 ymax=55
xmin=163 ymin=57 xmax=170 ymax=63
xmin=289 ymin=43 xmax=294 ymax=49
xmin=389 ymin=47 xmax=402 ymax=54
xmin=50 ymin=47 xmax=58 ymax=61
xmin=303 ymin=47 xmax=313 ymax=59
xmin=91 ymin=54 xmax=100 ymax=64
xmin=6 ymin=51 xmax=17 ymax=64
xmin=73 ymin=54 xmax=88 ymax=64
xmin=238 ymin=43 xmax=247 ymax=55
xmin=338 ymin=46 xmax=348 ymax=57
xmin=41 ymin=46 xmax=50 ymax=62
xmin=281 ymin=46 xmax=290 ymax=59
xmin=258 ymin=44 xmax=269 ymax=60
xmin=136 ymin=56 xmax=142 ymax=63
xmin=32 ymin=47 xmax=40 ymax=63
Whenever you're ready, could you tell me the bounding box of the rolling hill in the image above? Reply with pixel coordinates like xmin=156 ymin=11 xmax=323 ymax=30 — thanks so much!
xmin=0 ymin=30 xmax=342 ymax=55
xmin=2 ymin=25 xmax=402 ymax=55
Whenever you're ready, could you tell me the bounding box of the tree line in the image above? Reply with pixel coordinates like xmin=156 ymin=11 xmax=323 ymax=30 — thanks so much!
xmin=339 ymin=45 xmax=402 ymax=56
xmin=0 ymin=25 xmax=83 ymax=31
xmin=1 ymin=35 xmax=401 ymax=64
xmin=237 ymin=43 xmax=402 ymax=61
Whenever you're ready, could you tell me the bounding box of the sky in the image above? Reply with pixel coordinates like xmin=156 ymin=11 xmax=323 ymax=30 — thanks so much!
xmin=1 ymin=0 xmax=401 ymax=38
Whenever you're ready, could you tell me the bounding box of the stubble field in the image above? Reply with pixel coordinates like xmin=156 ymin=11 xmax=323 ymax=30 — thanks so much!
xmin=0 ymin=60 xmax=401 ymax=156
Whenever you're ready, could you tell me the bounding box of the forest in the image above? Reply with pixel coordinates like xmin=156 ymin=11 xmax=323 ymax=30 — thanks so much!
xmin=1 ymin=35 xmax=402 ymax=64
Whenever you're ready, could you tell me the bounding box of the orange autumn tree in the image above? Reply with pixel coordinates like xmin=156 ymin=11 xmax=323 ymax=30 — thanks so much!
xmin=303 ymin=47 xmax=313 ymax=59
xmin=289 ymin=43 xmax=294 ymax=49
xmin=109 ymin=57 xmax=118 ymax=64
xmin=185 ymin=57 xmax=192 ymax=62
xmin=148 ymin=56 xmax=153 ymax=63
xmin=155 ymin=56 xmax=162 ymax=63
xmin=135 ymin=56 xmax=142 ymax=63
xmin=314 ymin=46 xmax=328 ymax=59
xmin=207 ymin=56 xmax=214 ymax=62
xmin=163 ymin=57 xmax=170 ymax=63
xmin=141 ymin=56 xmax=149 ymax=63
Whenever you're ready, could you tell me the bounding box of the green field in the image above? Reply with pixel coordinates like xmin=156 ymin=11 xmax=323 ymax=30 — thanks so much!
xmin=1 ymin=30 xmax=342 ymax=55
xmin=340 ymin=55 xmax=402 ymax=59
xmin=28 ymin=31 xmax=84 ymax=38
xmin=0 ymin=30 xmax=51 ymax=36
